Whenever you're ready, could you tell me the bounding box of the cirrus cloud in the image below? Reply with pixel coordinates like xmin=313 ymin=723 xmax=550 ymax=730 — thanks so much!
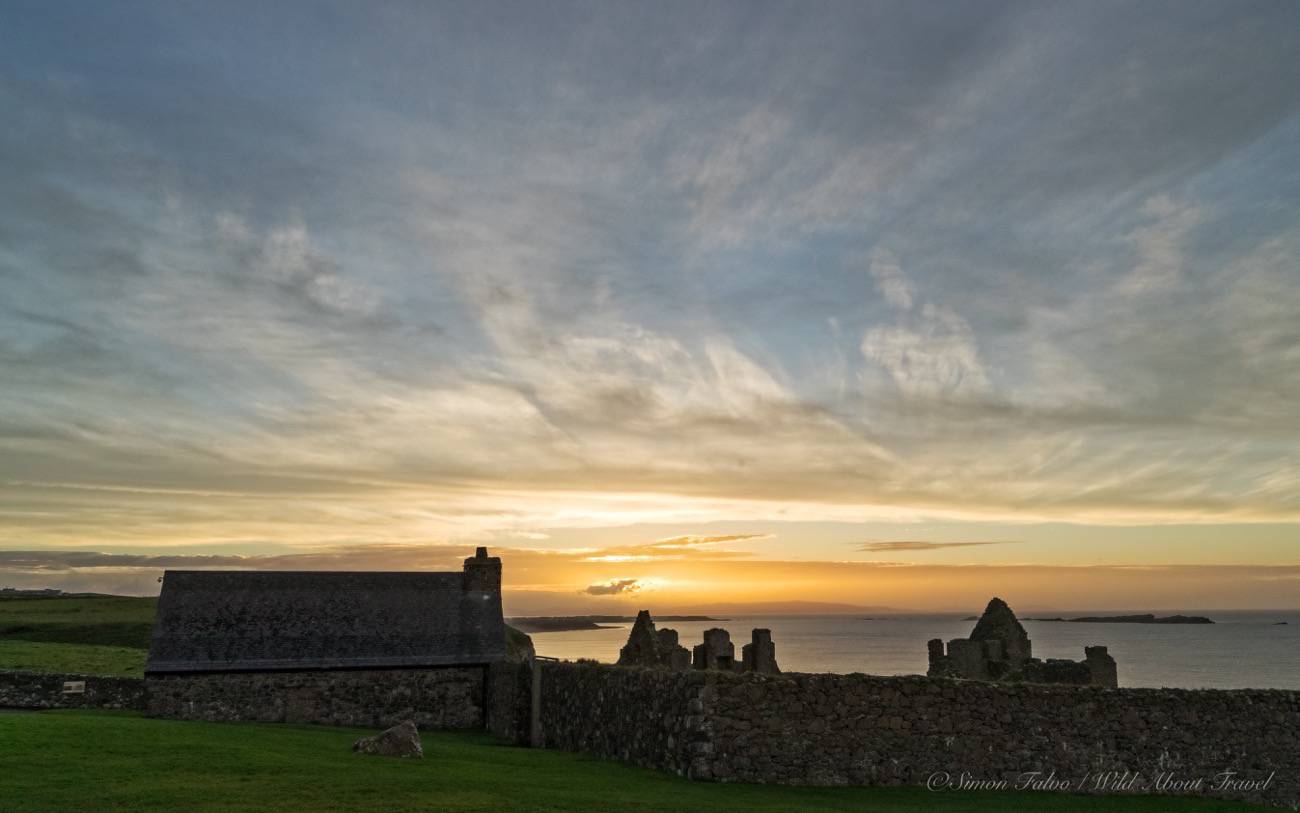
xmin=857 ymin=540 xmax=1022 ymax=553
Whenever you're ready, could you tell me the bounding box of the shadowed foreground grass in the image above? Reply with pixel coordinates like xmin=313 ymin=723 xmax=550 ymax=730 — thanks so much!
xmin=0 ymin=711 xmax=1270 ymax=813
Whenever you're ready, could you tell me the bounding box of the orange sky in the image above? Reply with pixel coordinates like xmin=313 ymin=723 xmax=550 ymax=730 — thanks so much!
xmin=3 ymin=538 xmax=1297 ymax=613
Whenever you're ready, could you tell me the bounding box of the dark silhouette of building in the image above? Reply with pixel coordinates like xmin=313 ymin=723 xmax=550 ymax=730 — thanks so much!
xmin=928 ymin=597 xmax=1117 ymax=687
xmin=145 ymin=547 xmax=512 ymax=727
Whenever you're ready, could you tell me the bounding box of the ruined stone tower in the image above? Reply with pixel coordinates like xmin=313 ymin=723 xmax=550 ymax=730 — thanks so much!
xmin=741 ymin=628 xmax=780 ymax=674
xmin=617 ymin=610 xmax=691 ymax=669
xmin=928 ymin=597 xmax=1118 ymax=688
xmin=693 ymin=628 xmax=735 ymax=670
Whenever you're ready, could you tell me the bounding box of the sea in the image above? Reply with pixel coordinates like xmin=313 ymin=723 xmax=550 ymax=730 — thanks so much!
xmin=530 ymin=610 xmax=1300 ymax=690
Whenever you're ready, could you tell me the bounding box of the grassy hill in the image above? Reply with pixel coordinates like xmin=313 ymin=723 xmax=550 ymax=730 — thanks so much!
xmin=0 ymin=711 xmax=1270 ymax=813
xmin=0 ymin=639 xmax=146 ymax=676
xmin=0 ymin=594 xmax=155 ymax=675
xmin=0 ymin=594 xmax=156 ymax=647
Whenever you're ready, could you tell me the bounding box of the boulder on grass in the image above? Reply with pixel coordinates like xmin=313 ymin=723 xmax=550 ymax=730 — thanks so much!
xmin=352 ymin=720 xmax=423 ymax=758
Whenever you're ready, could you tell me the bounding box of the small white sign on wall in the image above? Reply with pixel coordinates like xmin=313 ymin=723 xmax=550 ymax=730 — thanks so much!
xmin=61 ymin=681 xmax=86 ymax=695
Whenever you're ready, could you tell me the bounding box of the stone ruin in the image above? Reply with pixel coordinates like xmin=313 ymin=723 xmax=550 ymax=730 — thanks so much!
xmin=742 ymin=628 xmax=778 ymax=674
xmin=693 ymin=628 xmax=735 ymax=670
xmin=617 ymin=610 xmax=692 ymax=670
xmin=617 ymin=611 xmax=779 ymax=674
xmin=928 ymin=597 xmax=1118 ymax=688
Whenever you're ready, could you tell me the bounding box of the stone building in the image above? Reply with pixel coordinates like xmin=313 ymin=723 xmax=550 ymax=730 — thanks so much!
xmin=145 ymin=547 xmax=512 ymax=728
xmin=928 ymin=597 xmax=1118 ymax=687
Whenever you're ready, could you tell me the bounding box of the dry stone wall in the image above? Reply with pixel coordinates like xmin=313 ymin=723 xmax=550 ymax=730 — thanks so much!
xmin=533 ymin=662 xmax=715 ymax=777
xmin=486 ymin=660 xmax=532 ymax=742
xmin=146 ymin=666 xmax=485 ymax=728
xmin=0 ymin=669 xmax=145 ymax=711
xmin=531 ymin=662 xmax=1298 ymax=809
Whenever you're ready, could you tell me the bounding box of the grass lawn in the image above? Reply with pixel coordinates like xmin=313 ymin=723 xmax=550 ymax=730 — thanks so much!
xmin=0 ymin=595 xmax=156 ymax=649
xmin=0 ymin=711 xmax=1271 ymax=813
xmin=0 ymin=639 xmax=146 ymax=676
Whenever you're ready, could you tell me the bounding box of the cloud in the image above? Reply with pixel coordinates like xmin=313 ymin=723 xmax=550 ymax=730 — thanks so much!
xmin=652 ymin=534 xmax=769 ymax=547
xmin=212 ymin=213 xmax=382 ymax=318
xmin=867 ymin=248 xmax=914 ymax=311
xmin=857 ymin=540 xmax=1021 ymax=553
xmin=0 ymin=537 xmax=765 ymax=584
xmin=1117 ymin=196 xmax=1203 ymax=295
xmin=582 ymin=578 xmax=642 ymax=596
xmin=0 ymin=545 xmax=472 ymax=575
xmin=1 ymin=0 xmax=1299 ymax=552
xmin=861 ymin=249 xmax=989 ymax=398
xmin=580 ymin=534 xmax=767 ymax=563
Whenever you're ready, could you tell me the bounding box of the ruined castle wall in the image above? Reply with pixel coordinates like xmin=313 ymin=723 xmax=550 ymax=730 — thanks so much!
xmin=532 ymin=663 xmax=1298 ymax=808
xmin=145 ymin=666 xmax=486 ymax=729
xmin=0 ymin=669 xmax=145 ymax=711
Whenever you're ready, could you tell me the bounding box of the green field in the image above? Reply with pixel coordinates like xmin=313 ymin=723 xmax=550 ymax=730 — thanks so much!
xmin=0 ymin=594 xmax=156 ymax=648
xmin=0 ymin=594 xmax=155 ymax=675
xmin=0 ymin=639 xmax=146 ymax=676
xmin=0 ymin=711 xmax=1270 ymax=813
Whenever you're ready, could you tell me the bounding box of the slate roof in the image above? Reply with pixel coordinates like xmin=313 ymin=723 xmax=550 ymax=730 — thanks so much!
xmin=145 ymin=570 xmax=506 ymax=674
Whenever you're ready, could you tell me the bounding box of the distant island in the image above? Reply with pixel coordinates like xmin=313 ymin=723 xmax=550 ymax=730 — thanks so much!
xmin=1024 ymin=614 xmax=1214 ymax=625
xmin=507 ymin=615 xmax=720 ymax=633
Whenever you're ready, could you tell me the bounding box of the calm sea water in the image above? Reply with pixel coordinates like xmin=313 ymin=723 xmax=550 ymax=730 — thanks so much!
xmin=530 ymin=610 xmax=1300 ymax=690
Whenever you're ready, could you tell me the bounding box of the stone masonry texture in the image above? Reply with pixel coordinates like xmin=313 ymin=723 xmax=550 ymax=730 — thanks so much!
xmin=146 ymin=667 xmax=485 ymax=728
xmin=0 ymin=669 xmax=145 ymax=711
xmin=528 ymin=662 xmax=1298 ymax=809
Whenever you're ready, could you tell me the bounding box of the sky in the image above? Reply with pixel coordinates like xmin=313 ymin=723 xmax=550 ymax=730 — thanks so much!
xmin=1 ymin=1 xmax=1298 ymax=611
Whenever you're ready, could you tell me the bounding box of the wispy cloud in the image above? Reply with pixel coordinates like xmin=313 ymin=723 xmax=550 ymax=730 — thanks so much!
xmin=857 ymin=540 xmax=1021 ymax=553
xmin=1117 ymin=196 xmax=1204 ymax=295
xmin=651 ymin=534 xmax=769 ymax=548
xmin=581 ymin=534 xmax=766 ymax=563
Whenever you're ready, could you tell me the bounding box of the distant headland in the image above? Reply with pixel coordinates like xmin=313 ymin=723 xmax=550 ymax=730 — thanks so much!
xmin=507 ymin=615 xmax=721 ymax=633
xmin=1023 ymin=613 xmax=1215 ymax=624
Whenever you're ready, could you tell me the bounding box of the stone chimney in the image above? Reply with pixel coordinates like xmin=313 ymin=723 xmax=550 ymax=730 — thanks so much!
xmin=462 ymin=546 xmax=502 ymax=593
